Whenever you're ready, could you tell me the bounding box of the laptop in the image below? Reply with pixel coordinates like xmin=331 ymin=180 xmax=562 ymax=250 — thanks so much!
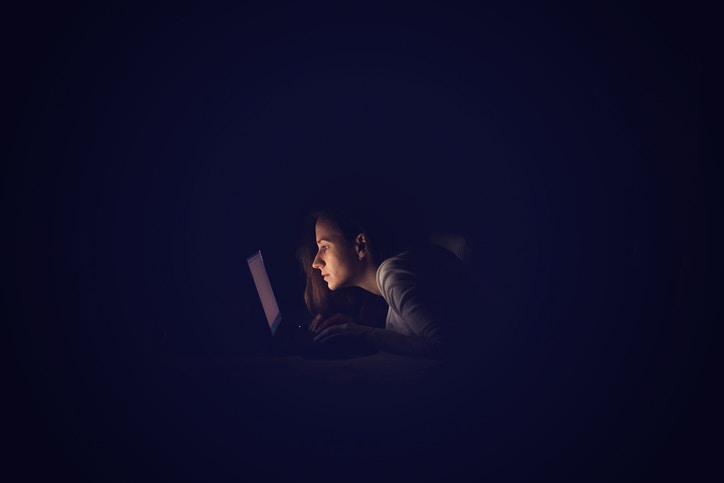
xmin=246 ymin=250 xmax=284 ymax=336
xmin=246 ymin=250 xmax=376 ymax=359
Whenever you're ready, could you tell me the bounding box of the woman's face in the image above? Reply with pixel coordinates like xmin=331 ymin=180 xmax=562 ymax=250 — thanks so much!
xmin=312 ymin=218 xmax=361 ymax=291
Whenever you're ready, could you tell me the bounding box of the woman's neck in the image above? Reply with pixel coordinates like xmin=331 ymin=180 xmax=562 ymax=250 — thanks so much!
xmin=356 ymin=263 xmax=382 ymax=296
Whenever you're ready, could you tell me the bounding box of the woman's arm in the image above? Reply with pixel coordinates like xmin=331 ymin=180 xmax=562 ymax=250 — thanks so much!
xmin=368 ymin=327 xmax=439 ymax=358
xmin=313 ymin=319 xmax=439 ymax=358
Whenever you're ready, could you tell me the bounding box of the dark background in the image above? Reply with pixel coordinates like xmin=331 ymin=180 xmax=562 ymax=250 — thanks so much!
xmin=3 ymin=1 xmax=719 ymax=481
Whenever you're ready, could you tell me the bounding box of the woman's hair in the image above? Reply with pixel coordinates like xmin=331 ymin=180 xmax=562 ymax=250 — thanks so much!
xmin=296 ymin=183 xmax=425 ymax=319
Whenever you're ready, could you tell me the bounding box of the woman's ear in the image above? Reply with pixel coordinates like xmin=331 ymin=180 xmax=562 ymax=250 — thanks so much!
xmin=355 ymin=233 xmax=368 ymax=260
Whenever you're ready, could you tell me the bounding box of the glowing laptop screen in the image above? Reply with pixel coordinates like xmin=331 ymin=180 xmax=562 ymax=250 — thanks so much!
xmin=246 ymin=250 xmax=282 ymax=335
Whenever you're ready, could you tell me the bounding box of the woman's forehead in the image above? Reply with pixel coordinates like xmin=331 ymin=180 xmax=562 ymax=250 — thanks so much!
xmin=315 ymin=218 xmax=344 ymax=240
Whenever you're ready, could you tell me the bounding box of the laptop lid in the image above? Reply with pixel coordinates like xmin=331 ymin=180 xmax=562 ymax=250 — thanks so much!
xmin=246 ymin=250 xmax=282 ymax=336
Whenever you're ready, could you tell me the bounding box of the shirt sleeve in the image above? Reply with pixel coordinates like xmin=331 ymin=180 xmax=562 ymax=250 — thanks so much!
xmin=377 ymin=257 xmax=446 ymax=355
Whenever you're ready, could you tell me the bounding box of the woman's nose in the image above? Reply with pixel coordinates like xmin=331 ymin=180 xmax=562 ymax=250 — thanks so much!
xmin=312 ymin=252 xmax=323 ymax=269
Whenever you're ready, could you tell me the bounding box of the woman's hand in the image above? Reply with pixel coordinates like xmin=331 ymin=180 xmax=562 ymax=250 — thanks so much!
xmin=309 ymin=312 xmax=436 ymax=357
xmin=314 ymin=322 xmax=375 ymax=344
xmin=309 ymin=313 xmax=375 ymax=344
xmin=308 ymin=313 xmax=356 ymax=334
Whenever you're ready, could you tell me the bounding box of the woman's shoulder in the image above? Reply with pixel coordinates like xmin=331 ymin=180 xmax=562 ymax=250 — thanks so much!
xmin=385 ymin=241 xmax=462 ymax=266
xmin=376 ymin=241 xmax=478 ymax=309
xmin=377 ymin=242 xmax=466 ymax=283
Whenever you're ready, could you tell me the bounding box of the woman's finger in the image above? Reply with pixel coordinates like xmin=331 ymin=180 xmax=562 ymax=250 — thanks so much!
xmin=315 ymin=314 xmax=347 ymax=334
xmin=314 ymin=324 xmax=346 ymax=343
xmin=309 ymin=313 xmax=323 ymax=332
xmin=313 ymin=326 xmax=333 ymax=343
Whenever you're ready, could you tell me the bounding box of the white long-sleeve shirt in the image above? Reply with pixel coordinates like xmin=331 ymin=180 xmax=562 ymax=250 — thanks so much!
xmin=376 ymin=243 xmax=474 ymax=356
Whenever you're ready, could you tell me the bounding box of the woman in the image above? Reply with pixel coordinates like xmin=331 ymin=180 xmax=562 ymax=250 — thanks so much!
xmin=297 ymin=199 xmax=478 ymax=360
